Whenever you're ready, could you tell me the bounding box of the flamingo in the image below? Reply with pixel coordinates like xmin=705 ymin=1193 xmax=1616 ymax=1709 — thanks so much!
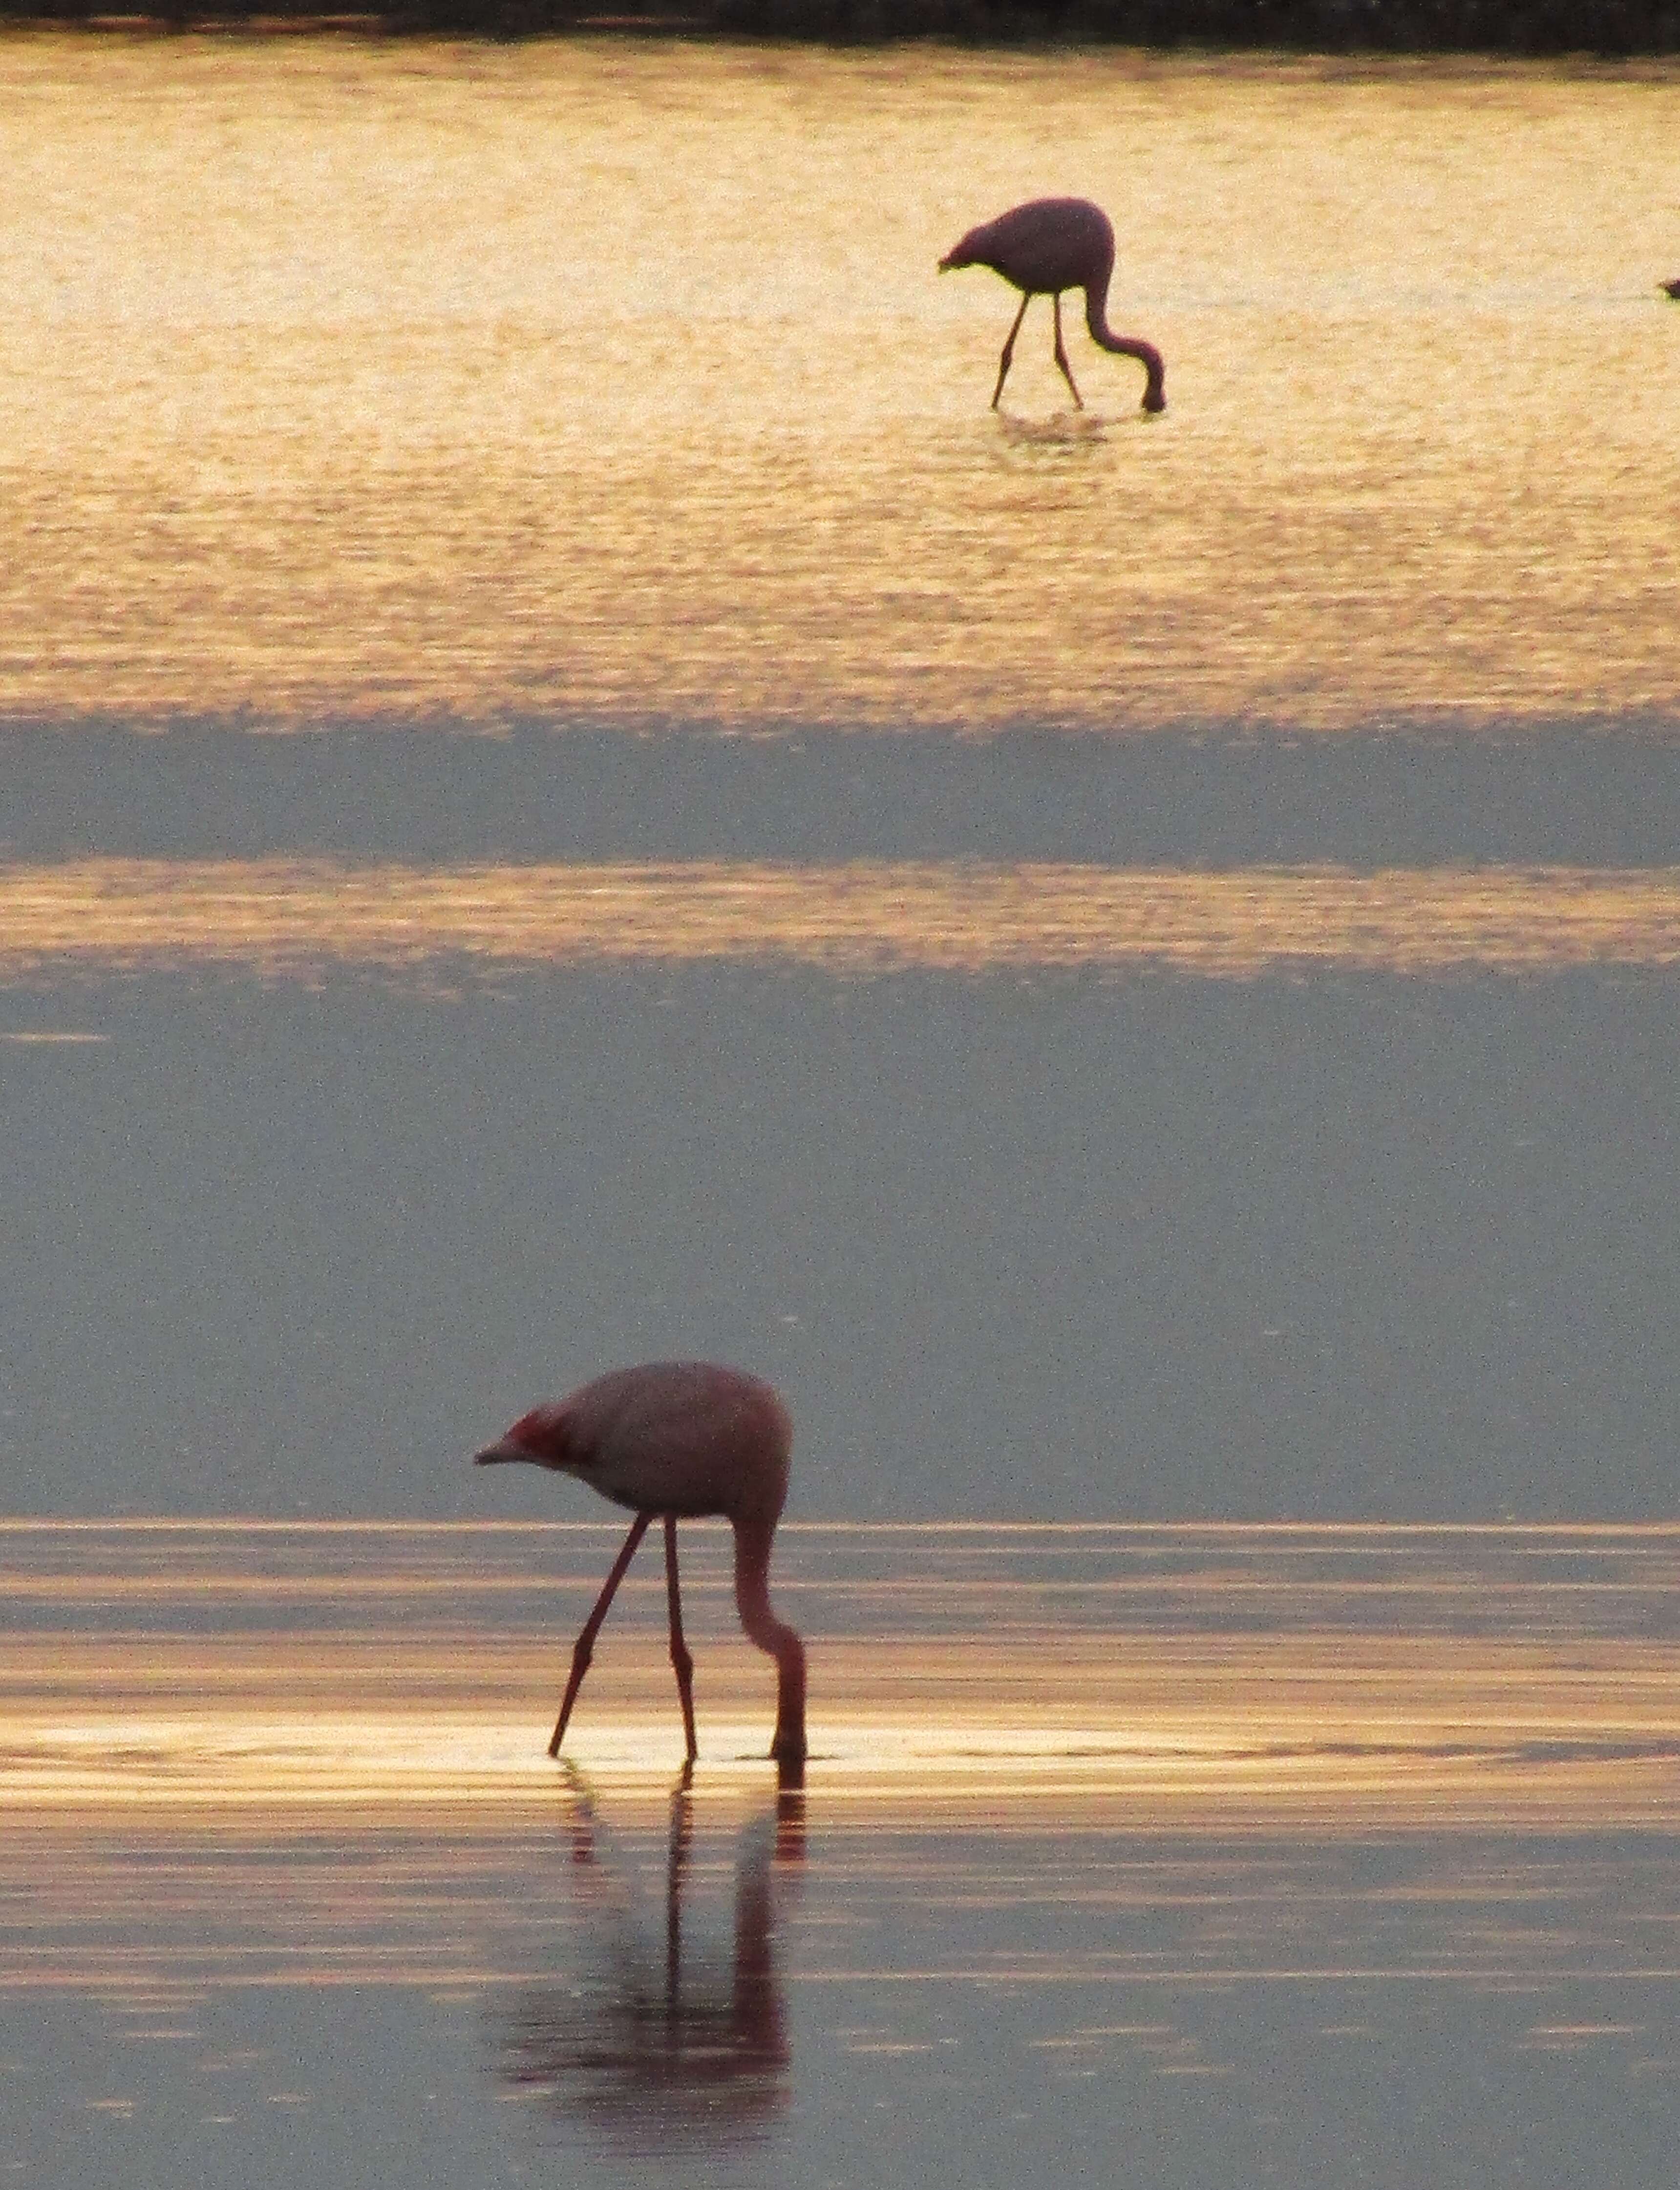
xmin=475 ymin=1361 xmax=807 ymax=1782
xmin=939 ymin=196 xmax=1165 ymax=414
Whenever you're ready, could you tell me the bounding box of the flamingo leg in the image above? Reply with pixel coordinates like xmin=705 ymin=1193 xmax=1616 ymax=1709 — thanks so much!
xmin=664 ymin=1515 xmax=699 ymax=1764
xmin=1051 ymin=293 xmax=1084 ymax=409
xmin=991 ymin=291 xmax=1032 ymax=409
xmin=549 ymin=1511 xmax=652 ymax=1757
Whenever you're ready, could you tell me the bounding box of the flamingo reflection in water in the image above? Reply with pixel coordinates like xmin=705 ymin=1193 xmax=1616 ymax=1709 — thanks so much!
xmin=493 ymin=1765 xmax=805 ymax=2150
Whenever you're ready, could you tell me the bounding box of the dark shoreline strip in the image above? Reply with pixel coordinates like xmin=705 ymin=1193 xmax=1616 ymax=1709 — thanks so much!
xmin=4 ymin=2 xmax=1680 ymax=58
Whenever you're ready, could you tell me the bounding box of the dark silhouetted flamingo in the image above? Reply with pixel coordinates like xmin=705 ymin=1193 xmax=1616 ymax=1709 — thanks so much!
xmin=476 ymin=1361 xmax=806 ymax=1782
xmin=940 ymin=196 xmax=1165 ymax=413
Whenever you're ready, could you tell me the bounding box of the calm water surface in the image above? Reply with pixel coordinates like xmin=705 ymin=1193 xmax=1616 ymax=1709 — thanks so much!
xmin=4 ymin=1524 xmax=1679 ymax=2188
xmin=3 ymin=42 xmax=1679 ymax=2182
xmin=10 ymin=42 xmax=1673 ymax=1521
xmin=1 ymin=38 xmax=1679 ymax=730
xmin=7 ymin=858 xmax=1680 ymax=975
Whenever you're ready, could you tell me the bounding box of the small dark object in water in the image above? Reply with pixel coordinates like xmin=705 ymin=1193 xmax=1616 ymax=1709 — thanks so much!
xmin=1662 ymin=279 xmax=1680 ymax=300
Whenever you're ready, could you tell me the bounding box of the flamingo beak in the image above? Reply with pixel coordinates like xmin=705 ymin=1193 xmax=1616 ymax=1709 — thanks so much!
xmin=474 ymin=1438 xmax=529 ymax=1466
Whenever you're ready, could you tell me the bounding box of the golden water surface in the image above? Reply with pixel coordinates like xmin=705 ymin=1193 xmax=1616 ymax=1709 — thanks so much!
xmin=6 ymin=858 xmax=1680 ymax=975
xmin=5 ymin=1523 xmax=1677 ymax=2183
xmin=2 ymin=38 xmax=1679 ymax=730
xmin=6 ymin=1523 xmax=1678 ymax=1978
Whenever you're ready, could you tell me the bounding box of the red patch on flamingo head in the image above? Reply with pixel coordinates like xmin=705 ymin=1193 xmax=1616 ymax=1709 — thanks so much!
xmin=503 ymin=1404 xmax=571 ymax=1467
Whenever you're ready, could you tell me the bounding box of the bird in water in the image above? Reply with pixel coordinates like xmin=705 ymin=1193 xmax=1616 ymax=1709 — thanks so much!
xmin=475 ymin=1361 xmax=807 ymax=1784
xmin=939 ymin=196 xmax=1165 ymax=414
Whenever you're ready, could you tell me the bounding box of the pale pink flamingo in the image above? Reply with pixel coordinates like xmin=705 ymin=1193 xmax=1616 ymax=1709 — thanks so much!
xmin=939 ymin=196 xmax=1165 ymax=413
xmin=476 ymin=1361 xmax=806 ymax=1782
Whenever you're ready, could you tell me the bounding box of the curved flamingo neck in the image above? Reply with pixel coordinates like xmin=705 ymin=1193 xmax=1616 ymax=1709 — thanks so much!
xmin=1085 ymin=268 xmax=1166 ymax=412
xmin=732 ymin=1515 xmax=807 ymax=1779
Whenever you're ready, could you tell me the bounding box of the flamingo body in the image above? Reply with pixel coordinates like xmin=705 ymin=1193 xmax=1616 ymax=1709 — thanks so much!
xmin=486 ymin=1360 xmax=791 ymax=1523
xmin=476 ymin=1361 xmax=806 ymax=1780
xmin=940 ymin=195 xmax=1165 ymax=414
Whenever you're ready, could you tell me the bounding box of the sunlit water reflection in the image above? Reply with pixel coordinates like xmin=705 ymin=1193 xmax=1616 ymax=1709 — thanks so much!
xmin=3 ymin=1525 xmax=1678 ymax=2185
xmin=4 ymin=31 xmax=1680 ymax=2187
xmin=7 ymin=858 xmax=1680 ymax=978
xmin=3 ymin=39 xmax=1679 ymax=731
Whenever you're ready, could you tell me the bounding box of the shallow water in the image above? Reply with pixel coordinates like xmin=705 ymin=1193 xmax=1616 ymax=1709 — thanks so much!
xmin=9 ymin=856 xmax=1680 ymax=976
xmin=3 ymin=40 xmax=1679 ymax=2182
xmin=6 ymin=952 xmax=1679 ymax=1523
xmin=4 ymin=1524 xmax=1679 ymax=2188
xmin=2 ymin=38 xmax=1679 ymax=1525
xmin=2 ymin=38 xmax=1679 ymax=731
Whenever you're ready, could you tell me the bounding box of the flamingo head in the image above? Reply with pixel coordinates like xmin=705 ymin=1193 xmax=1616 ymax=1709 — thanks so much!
xmin=475 ymin=1403 xmax=573 ymax=1471
xmin=938 ymin=228 xmax=982 ymax=274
